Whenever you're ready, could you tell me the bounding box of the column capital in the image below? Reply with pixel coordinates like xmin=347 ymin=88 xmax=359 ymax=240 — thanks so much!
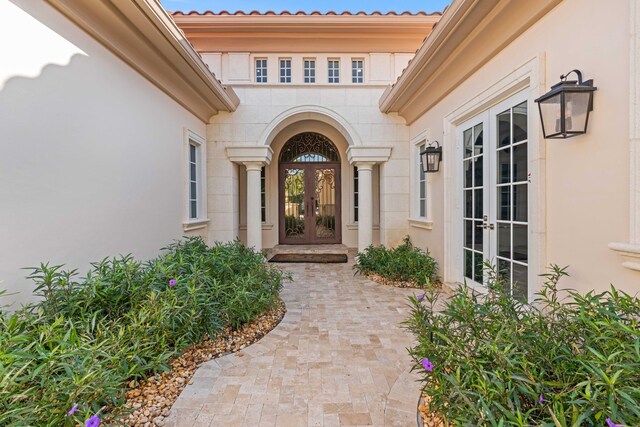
xmin=354 ymin=162 xmax=375 ymax=171
xmin=346 ymin=146 xmax=392 ymax=165
xmin=243 ymin=162 xmax=264 ymax=171
xmin=226 ymin=146 xmax=273 ymax=165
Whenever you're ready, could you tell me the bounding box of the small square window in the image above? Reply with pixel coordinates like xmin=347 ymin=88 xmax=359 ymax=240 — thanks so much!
xmin=256 ymin=59 xmax=268 ymax=83
xmin=279 ymin=59 xmax=291 ymax=83
xmin=328 ymin=60 xmax=340 ymax=84
xmin=352 ymin=60 xmax=364 ymax=83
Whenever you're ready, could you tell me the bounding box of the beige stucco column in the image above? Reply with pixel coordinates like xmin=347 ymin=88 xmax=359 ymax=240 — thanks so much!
xmin=244 ymin=162 xmax=264 ymax=250
xmin=347 ymin=146 xmax=392 ymax=252
xmin=226 ymin=146 xmax=273 ymax=251
xmin=355 ymin=162 xmax=375 ymax=252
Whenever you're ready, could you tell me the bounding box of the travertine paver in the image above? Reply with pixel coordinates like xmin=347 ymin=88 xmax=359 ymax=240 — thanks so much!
xmin=165 ymin=257 xmax=421 ymax=427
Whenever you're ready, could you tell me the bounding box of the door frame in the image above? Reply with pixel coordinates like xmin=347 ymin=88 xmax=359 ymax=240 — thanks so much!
xmin=278 ymin=162 xmax=342 ymax=245
xmin=457 ymin=90 xmax=530 ymax=289
xmin=442 ymin=56 xmax=546 ymax=301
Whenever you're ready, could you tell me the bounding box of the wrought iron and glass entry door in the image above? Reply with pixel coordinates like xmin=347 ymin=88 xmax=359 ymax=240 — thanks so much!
xmin=460 ymin=91 xmax=530 ymax=299
xmin=279 ymin=132 xmax=342 ymax=244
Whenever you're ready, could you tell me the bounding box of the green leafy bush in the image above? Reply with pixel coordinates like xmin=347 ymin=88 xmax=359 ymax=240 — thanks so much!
xmin=316 ymin=214 xmax=336 ymax=230
xmin=0 ymin=238 xmax=283 ymax=426
xmin=406 ymin=264 xmax=640 ymax=426
xmin=354 ymin=236 xmax=439 ymax=287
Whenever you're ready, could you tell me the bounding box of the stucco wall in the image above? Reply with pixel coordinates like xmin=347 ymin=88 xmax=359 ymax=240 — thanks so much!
xmin=206 ymin=86 xmax=408 ymax=248
xmin=406 ymin=0 xmax=636 ymax=295
xmin=0 ymin=1 xmax=206 ymax=304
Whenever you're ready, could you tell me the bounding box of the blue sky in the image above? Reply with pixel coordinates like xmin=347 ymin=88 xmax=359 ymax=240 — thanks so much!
xmin=161 ymin=0 xmax=450 ymax=14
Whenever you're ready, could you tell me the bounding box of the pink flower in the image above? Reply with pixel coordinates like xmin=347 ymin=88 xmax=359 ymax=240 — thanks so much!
xmin=169 ymin=279 xmax=176 ymax=287
xmin=422 ymin=358 xmax=434 ymax=371
xmin=85 ymin=415 xmax=101 ymax=427
xmin=67 ymin=403 xmax=79 ymax=416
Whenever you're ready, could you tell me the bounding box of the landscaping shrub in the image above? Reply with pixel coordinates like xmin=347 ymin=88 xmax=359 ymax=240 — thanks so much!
xmin=315 ymin=214 xmax=336 ymax=230
xmin=354 ymin=236 xmax=439 ymax=287
xmin=406 ymin=264 xmax=640 ymax=426
xmin=0 ymin=237 xmax=284 ymax=426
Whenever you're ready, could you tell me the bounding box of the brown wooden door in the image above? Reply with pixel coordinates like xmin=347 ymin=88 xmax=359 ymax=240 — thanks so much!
xmin=279 ymin=163 xmax=341 ymax=244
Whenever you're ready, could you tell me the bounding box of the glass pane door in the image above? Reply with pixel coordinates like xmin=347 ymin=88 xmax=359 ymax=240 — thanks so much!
xmin=460 ymin=93 xmax=529 ymax=299
xmin=493 ymin=100 xmax=529 ymax=299
xmin=314 ymin=167 xmax=337 ymax=240
xmin=283 ymin=168 xmax=306 ymax=240
xmin=462 ymin=123 xmax=487 ymax=284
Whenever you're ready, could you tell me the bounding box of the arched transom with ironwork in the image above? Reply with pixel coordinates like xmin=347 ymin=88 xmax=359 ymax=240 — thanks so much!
xmin=279 ymin=132 xmax=340 ymax=163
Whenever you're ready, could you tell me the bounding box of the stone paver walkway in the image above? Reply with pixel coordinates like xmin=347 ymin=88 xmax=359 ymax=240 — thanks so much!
xmin=165 ymin=258 xmax=421 ymax=427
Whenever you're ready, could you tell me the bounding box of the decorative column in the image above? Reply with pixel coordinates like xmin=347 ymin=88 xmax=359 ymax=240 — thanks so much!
xmin=347 ymin=146 xmax=392 ymax=252
xmin=226 ymin=146 xmax=273 ymax=251
xmin=244 ymin=162 xmax=264 ymax=250
xmin=356 ymin=162 xmax=375 ymax=252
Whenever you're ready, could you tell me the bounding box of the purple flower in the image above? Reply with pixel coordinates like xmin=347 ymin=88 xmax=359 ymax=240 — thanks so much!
xmin=538 ymin=394 xmax=545 ymax=405
xmin=85 ymin=415 xmax=101 ymax=427
xmin=67 ymin=403 xmax=79 ymax=416
xmin=606 ymin=419 xmax=622 ymax=427
xmin=422 ymin=357 xmax=434 ymax=372
xmin=169 ymin=279 xmax=176 ymax=287
xmin=417 ymin=295 xmax=424 ymax=301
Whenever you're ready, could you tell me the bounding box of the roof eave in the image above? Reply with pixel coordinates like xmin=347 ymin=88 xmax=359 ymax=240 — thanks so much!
xmin=379 ymin=0 xmax=563 ymax=123
xmin=45 ymin=0 xmax=239 ymax=121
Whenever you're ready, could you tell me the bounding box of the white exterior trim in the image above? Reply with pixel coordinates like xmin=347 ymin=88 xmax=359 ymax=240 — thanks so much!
xmin=226 ymin=146 xmax=274 ymax=164
xmin=442 ymin=55 xmax=546 ymax=300
xmin=259 ymin=105 xmax=363 ymax=147
xmin=346 ymin=146 xmax=392 ymax=163
xmin=609 ymin=0 xmax=640 ymax=271
xmin=409 ymin=130 xmax=433 ymax=222
xmin=183 ymin=128 xmax=209 ymax=230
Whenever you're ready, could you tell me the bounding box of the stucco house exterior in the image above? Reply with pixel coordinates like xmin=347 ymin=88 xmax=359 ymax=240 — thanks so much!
xmin=1 ymin=0 xmax=639 ymax=304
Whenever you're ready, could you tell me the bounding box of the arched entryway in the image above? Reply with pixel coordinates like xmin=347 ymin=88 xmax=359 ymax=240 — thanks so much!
xmin=278 ymin=132 xmax=342 ymax=244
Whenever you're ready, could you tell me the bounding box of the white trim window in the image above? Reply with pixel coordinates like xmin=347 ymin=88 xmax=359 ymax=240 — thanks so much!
xmin=304 ymin=59 xmax=316 ymax=83
xmin=352 ymin=59 xmax=364 ymax=83
xmin=353 ymin=166 xmax=359 ymax=222
xmin=418 ymin=142 xmax=427 ymax=217
xmin=256 ymin=58 xmax=267 ymax=83
xmin=279 ymin=59 xmax=291 ymax=83
xmin=261 ymin=166 xmax=266 ymax=222
xmin=183 ymin=129 xmax=208 ymax=231
xmin=328 ymin=59 xmax=340 ymax=83
xmin=188 ymin=142 xmax=199 ymax=219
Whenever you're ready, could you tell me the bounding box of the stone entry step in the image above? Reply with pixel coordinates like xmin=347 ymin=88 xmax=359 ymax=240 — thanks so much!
xmin=267 ymin=244 xmax=353 ymax=257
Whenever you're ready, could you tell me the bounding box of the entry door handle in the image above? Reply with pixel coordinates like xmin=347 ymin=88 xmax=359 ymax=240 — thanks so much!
xmin=476 ymin=222 xmax=495 ymax=230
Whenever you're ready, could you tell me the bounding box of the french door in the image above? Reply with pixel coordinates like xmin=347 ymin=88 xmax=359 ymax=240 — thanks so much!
xmin=460 ymin=92 xmax=529 ymax=298
xmin=279 ymin=163 xmax=341 ymax=244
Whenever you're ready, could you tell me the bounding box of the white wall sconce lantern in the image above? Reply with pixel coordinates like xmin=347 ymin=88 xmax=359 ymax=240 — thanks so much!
xmin=535 ymin=69 xmax=597 ymax=139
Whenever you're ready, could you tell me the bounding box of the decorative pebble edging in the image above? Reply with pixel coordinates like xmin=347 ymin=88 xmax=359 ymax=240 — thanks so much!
xmin=107 ymin=299 xmax=286 ymax=427
xmin=366 ymin=273 xmax=425 ymax=289
xmin=418 ymin=392 xmax=447 ymax=427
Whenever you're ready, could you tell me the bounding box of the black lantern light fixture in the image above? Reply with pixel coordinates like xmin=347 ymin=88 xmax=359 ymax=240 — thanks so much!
xmin=420 ymin=141 xmax=442 ymax=173
xmin=534 ymin=69 xmax=597 ymax=139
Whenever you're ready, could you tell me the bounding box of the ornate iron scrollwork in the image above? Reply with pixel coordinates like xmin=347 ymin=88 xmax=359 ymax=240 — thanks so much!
xmin=279 ymin=132 xmax=340 ymax=163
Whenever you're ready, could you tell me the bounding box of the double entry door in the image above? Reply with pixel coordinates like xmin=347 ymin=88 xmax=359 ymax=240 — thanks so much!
xmin=279 ymin=163 xmax=341 ymax=244
xmin=461 ymin=92 xmax=530 ymax=299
